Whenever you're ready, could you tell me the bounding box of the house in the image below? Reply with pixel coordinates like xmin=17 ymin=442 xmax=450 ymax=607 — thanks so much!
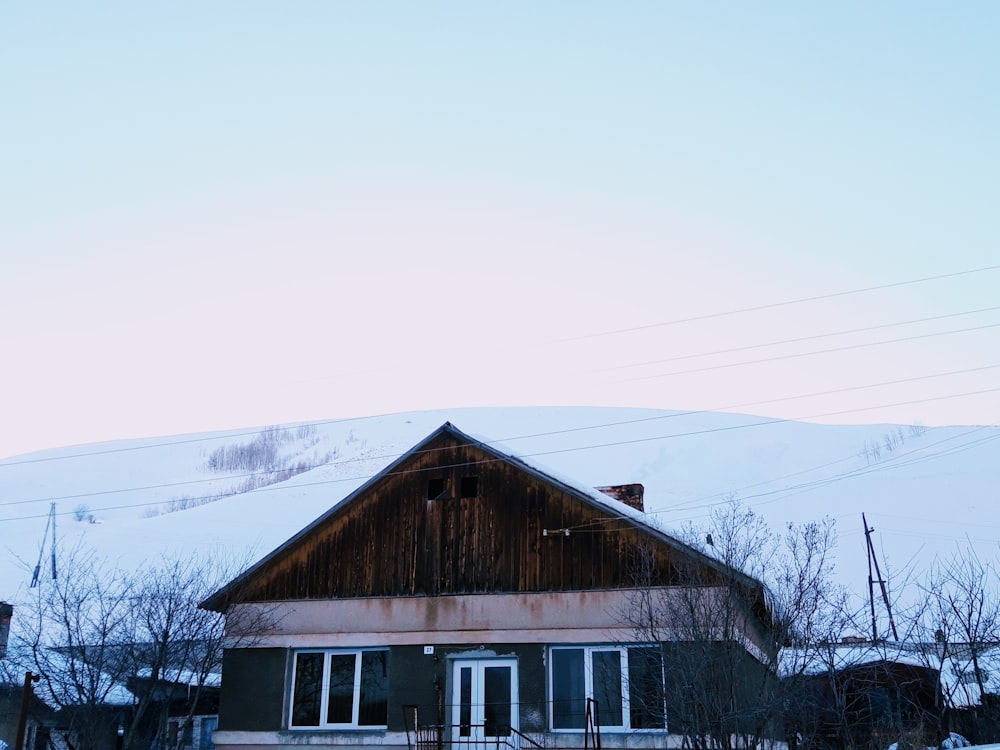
xmin=781 ymin=641 xmax=944 ymax=750
xmin=931 ymin=642 xmax=1000 ymax=745
xmin=0 ymin=679 xmax=52 ymax=750
xmin=1 ymin=641 xmax=221 ymax=750
xmin=201 ymin=423 xmax=778 ymax=750
xmin=781 ymin=638 xmax=1000 ymax=750
xmin=126 ymin=667 xmax=221 ymax=750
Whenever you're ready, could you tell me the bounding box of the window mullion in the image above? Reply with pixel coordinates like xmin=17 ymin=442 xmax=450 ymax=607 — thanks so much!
xmin=621 ymin=648 xmax=631 ymax=730
xmin=584 ymin=647 xmax=595 ymax=706
xmin=352 ymin=653 xmax=362 ymax=726
xmin=619 ymin=647 xmax=628 ymax=729
xmin=321 ymin=653 xmax=333 ymax=726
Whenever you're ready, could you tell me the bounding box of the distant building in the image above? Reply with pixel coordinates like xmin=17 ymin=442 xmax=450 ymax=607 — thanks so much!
xmin=782 ymin=643 xmax=942 ymax=750
xmin=0 ymin=602 xmax=11 ymax=659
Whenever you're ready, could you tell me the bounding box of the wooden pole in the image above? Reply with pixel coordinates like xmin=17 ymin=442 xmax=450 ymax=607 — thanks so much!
xmin=15 ymin=671 xmax=40 ymax=750
xmin=864 ymin=514 xmax=878 ymax=640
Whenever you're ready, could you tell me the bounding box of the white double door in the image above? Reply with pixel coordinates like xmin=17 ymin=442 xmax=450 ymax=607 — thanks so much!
xmin=451 ymin=658 xmax=519 ymax=748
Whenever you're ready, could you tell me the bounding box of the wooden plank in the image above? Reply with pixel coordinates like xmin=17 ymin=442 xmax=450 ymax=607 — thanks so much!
xmin=228 ymin=433 xmax=714 ymax=603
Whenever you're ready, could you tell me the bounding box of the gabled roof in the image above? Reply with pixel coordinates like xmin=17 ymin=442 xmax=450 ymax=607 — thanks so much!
xmin=201 ymin=422 xmax=768 ymax=612
xmin=780 ymin=641 xmax=930 ymax=678
xmin=781 ymin=639 xmax=1000 ymax=710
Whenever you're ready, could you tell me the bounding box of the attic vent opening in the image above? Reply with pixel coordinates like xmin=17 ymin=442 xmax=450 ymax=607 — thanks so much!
xmin=460 ymin=476 xmax=479 ymax=498
xmin=427 ymin=478 xmax=446 ymax=500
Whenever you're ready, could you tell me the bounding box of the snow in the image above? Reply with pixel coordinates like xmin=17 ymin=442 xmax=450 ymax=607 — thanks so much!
xmin=780 ymin=641 xmax=929 ymax=677
xmin=890 ymin=739 xmax=987 ymax=750
xmin=1 ymin=406 xmax=997 ymax=631
xmin=780 ymin=640 xmax=1000 ymax=709
xmin=941 ymin=734 xmax=972 ymax=749
xmin=134 ymin=668 xmax=222 ymax=689
xmin=461 ymin=426 xmax=668 ymax=531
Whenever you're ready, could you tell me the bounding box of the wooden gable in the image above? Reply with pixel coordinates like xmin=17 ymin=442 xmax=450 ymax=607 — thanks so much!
xmin=203 ymin=424 xmax=738 ymax=610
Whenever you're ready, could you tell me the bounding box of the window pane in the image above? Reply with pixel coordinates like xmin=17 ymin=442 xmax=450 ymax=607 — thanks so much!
xmin=327 ymin=653 xmax=357 ymax=724
xmin=592 ymin=651 xmax=623 ymax=727
xmin=628 ymin=647 xmax=665 ymax=729
xmin=358 ymin=651 xmax=389 ymax=726
xmin=483 ymin=666 xmax=512 ymax=737
xmin=552 ymin=649 xmax=586 ymax=729
xmin=459 ymin=667 xmax=472 ymax=736
xmin=292 ymin=652 xmax=324 ymax=726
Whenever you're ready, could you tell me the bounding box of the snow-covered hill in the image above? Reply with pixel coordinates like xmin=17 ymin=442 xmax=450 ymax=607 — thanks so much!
xmin=1 ymin=406 xmax=997 ymax=617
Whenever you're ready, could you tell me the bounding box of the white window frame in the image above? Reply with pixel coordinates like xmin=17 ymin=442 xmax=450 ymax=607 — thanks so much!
xmin=549 ymin=645 xmax=666 ymax=733
xmin=289 ymin=648 xmax=389 ymax=730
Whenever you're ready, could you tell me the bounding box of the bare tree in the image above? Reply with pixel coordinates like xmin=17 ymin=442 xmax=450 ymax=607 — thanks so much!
xmin=932 ymin=550 xmax=1000 ymax=706
xmin=119 ymin=554 xmax=251 ymax=750
xmin=623 ymin=501 xmax=843 ymax=750
xmin=917 ymin=548 xmax=1000 ymax=743
xmin=6 ymin=545 xmax=267 ymax=750
xmin=785 ymin=548 xmax=941 ymax=750
xmin=7 ymin=545 xmax=136 ymax=750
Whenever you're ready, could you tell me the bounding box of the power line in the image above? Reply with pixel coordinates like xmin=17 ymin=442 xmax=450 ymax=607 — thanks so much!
xmin=716 ymin=431 xmax=1000 ymax=510
xmin=551 ymin=426 xmax=1000 ymax=535
xmin=519 ymin=387 xmax=1000 ymax=462
xmin=597 ymin=306 xmax=1000 ymax=373
xmin=673 ymin=422 xmax=997 ymax=515
xmin=580 ymin=426 xmax=999 ymax=524
xmin=869 ymin=511 xmax=1000 ymax=534
xmin=616 ymin=321 xmax=1000 ymax=383
xmin=3 ymin=363 xmax=997 ymax=509
xmin=556 ymin=264 xmax=1000 ymax=342
xmin=655 ymin=427 xmax=990 ymax=517
xmin=2 ymin=386 xmax=997 ymax=523
xmin=7 ymin=265 xmax=1000 ymax=469
xmin=526 ymin=363 xmax=1000 ymax=442
xmin=3 ymin=372 xmax=999 ymax=511
xmin=4 ymin=343 xmax=997 ymax=477
xmin=671 ymin=431 xmax=1000 ymax=530
xmin=0 ymin=414 xmax=387 ymax=467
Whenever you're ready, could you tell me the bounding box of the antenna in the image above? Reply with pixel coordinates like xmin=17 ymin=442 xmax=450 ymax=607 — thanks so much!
xmin=30 ymin=503 xmax=57 ymax=588
xmin=862 ymin=512 xmax=899 ymax=641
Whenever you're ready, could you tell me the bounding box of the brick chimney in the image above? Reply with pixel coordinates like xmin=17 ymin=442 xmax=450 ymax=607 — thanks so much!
xmin=595 ymin=483 xmax=644 ymax=512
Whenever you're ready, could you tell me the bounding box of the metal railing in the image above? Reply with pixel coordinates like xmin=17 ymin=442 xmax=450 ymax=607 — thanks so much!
xmin=410 ymin=724 xmax=544 ymax=750
xmin=403 ymin=700 xmax=603 ymax=750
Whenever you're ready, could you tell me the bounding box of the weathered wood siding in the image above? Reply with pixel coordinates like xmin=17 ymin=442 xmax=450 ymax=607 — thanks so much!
xmin=231 ymin=434 xmax=717 ymax=603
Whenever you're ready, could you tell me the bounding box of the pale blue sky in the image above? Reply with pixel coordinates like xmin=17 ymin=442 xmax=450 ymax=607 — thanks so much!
xmin=2 ymin=2 xmax=998 ymax=457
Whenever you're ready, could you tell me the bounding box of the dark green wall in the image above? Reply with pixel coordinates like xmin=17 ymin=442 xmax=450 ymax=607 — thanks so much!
xmin=217 ymin=641 xmax=779 ymax=740
xmin=663 ymin=641 xmax=780 ymax=740
xmin=217 ymin=644 xmax=552 ymax=734
xmin=218 ymin=648 xmax=288 ymax=731
xmin=387 ymin=644 xmax=548 ymax=732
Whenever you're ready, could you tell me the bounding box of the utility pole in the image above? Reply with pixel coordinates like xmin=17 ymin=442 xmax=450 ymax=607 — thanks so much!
xmin=863 ymin=513 xmax=899 ymax=641
xmin=865 ymin=514 xmax=878 ymax=640
xmin=15 ymin=671 xmax=40 ymax=750
xmin=30 ymin=503 xmax=57 ymax=588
